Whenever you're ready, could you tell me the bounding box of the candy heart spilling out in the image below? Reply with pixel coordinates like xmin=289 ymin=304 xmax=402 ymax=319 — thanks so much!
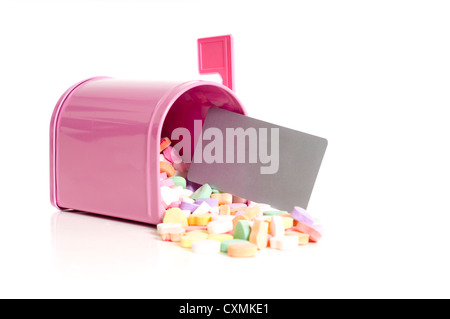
xmin=157 ymin=137 xmax=323 ymax=257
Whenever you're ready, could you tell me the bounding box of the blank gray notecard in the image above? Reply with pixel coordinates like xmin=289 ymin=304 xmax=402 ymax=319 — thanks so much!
xmin=187 ymin=108 xmax=328 ymax=211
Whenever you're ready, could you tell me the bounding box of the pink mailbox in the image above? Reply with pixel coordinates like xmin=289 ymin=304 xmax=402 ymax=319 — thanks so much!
xmin=50 ymin=35 xmax=246 ymax=225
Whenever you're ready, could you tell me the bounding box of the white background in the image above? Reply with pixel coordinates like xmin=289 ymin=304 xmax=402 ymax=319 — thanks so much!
xmin=1 ymin=0 xmax=449 ymax=298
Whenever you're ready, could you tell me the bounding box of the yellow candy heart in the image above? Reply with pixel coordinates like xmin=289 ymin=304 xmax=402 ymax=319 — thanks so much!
xmin=208 ymin=233 xmax=234 ymax=242
xmin=180 ymin=232 xmax=209 ymax=248
xmin=163 ymin=208 xmax=188 ymax=227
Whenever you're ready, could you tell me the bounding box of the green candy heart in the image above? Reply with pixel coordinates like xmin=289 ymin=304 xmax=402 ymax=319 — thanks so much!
xmin=233 ymin=220 xmax=251 ymax=241
xmin=169 ymin=176 xmax=186 ymax=189
xmin=191 ymin=184 xmax=212 ymax=200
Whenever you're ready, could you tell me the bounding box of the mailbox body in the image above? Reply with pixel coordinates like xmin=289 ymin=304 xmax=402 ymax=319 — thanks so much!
xmin=50 ymin=77 xmax=246 ymax=224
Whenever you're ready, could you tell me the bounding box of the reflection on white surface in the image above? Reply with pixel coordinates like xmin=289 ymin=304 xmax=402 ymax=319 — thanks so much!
xmin=50 ymin=210 xmax=328 ymax=298
xmin=52 ymin=211 xmax=156 ymax=276
xmin=50 ymin=209 xmax=450 ymax=299
xmin=51 ymin=211 xmax=212 ymax=280
xmin=52 ymin=211 xmax=278 ymax=286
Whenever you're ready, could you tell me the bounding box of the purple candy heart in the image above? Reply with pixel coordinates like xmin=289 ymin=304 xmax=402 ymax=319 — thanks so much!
xmin=179 ymin=201 xmax=199 ymax=212
xmin=290 ymin=206 xmax=314 ymax=226
xmin=186 ymin=180 xmax=202 ymax=192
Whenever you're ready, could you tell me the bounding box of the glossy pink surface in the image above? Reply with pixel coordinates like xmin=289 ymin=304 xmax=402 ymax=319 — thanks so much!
xmin=50 ymin=78 xmax=246 ymax=224
xmin=198 ymin=35 xmax=234 ymax=91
